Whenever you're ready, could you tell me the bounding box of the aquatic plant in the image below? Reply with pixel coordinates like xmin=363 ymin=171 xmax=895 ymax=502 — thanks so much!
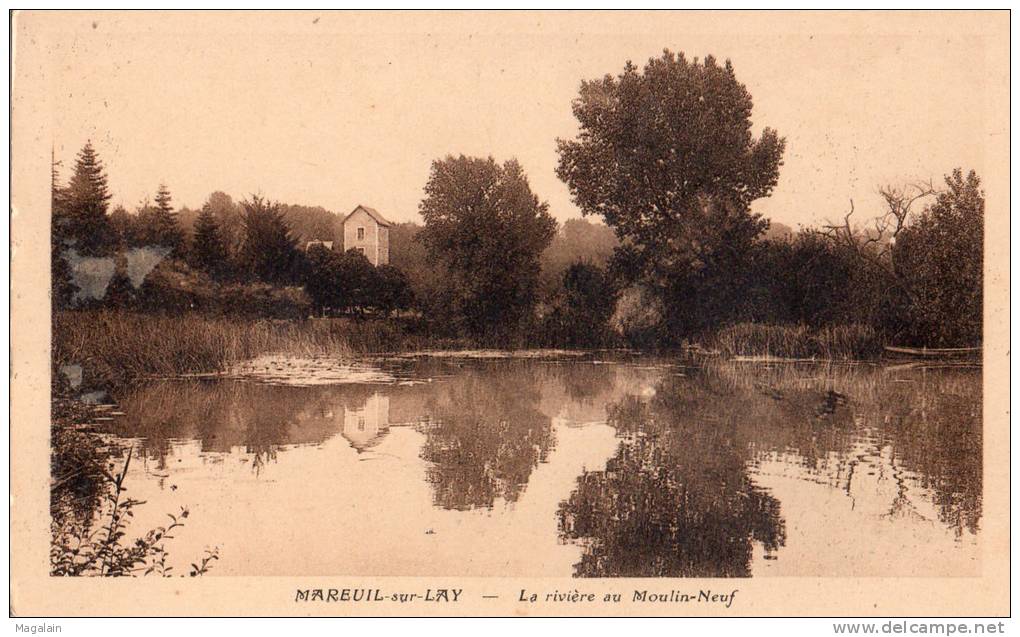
xmin=53 ymin=310 xmax=459 ymax=391
xmin=711 ymin=322 xmax=882 ymax=360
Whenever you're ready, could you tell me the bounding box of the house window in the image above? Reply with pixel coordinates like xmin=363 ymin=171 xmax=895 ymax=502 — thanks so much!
xmin=357 ymin=227 xmax=365 ymax=240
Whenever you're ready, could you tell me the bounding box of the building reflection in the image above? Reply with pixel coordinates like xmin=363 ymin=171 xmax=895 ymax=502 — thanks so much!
xmin=341 ymin=392 xmax=391 ymax=452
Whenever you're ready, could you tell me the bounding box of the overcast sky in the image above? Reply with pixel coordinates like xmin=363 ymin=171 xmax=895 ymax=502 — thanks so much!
xmin=19 ymin=11 xmax=1002 ymax=229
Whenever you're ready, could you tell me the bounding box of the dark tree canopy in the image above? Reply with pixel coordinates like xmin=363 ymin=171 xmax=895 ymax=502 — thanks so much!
xmin=894 ymin=169 xmax=984 ymax=346
xmin=238 ymin=195 xmax=301 ymax=284
xmin=557 ymin=51 xmax=784 ymax=252
xmin=418 ymin=155 xmax=557 ymax=339
xmin=556 ymin=51 xmax=785 ymax=338
xmin=189 ymin=205 xmax=230 ymax=280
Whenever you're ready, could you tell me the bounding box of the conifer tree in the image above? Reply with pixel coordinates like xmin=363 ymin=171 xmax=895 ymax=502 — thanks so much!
xmin=63 ymin=141 xmax=112 ymax=255
xmin=148 ymin=183 xmax=185 ymax=255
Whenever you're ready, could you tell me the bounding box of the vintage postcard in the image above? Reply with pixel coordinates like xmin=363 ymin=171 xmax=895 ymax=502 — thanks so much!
xmin=9 ymin=10 xmax=1010 ymax=618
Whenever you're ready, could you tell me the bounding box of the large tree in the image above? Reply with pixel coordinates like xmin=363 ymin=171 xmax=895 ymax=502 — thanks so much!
xmin=238 ymin=195 xmax=300 ymax=284
xmin=556 ymin=51 xmax=785 ymax=337
xmin=893 ymin=169 xmax=984 ymax=346
xmin=418 ymin=155 xmax=557 ymax=339
xmin=60 ymin=141 xmax=113 ymax=255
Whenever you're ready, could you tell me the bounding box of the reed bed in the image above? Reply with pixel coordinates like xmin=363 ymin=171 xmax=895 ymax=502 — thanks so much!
xmin=711 ymin=322 xmax=883 ymax=361
xmin=52 ymin=310 xmax=444 ymax=390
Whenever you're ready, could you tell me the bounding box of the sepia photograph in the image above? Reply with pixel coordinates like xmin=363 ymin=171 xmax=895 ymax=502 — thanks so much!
xmin=8 ymin=9 xmax=1010 ymax=619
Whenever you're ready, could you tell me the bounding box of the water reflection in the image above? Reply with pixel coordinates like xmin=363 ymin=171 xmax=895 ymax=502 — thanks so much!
xmin=104 ymin=356 xmax=981 ymax=577
xmin=418 ymin=362 xmax=555 ymax=510
xmin=558 ymin=379 xmax=787 ymax=578
xmin=558 ymin=361 xmax=981 ymax=577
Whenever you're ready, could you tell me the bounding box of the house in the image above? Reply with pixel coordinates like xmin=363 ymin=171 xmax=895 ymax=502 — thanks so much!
xmin=342 ymin=205 xmax=391 ymax=266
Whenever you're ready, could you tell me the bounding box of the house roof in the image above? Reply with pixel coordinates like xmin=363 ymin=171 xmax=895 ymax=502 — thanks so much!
xmin=343 ymin=205 xmax=392 ymax=228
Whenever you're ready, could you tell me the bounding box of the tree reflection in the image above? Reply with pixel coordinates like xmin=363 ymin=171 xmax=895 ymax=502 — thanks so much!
xmin=558 ymin=378 xmax=786 ymax=577
xmin=418 ymin=362 xmax=555 ymax=510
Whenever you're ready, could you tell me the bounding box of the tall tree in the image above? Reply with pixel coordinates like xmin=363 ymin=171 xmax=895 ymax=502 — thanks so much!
xmin=61 ymin=141 xmax=113 ymax=255
xmin=893 ymin=169 xmax=984 ymax=346
xmin=189 ymin=205 xmax=230 ymax=279
xmin=418 ymin=155 xmax=557 ymax=339
xmin=556 ymin=51 xmax=785 ymax=338
xmin=238 ymin=195 xmax=300 ymax=284
xmin=143 ymin=182 xmax=184 ymax=254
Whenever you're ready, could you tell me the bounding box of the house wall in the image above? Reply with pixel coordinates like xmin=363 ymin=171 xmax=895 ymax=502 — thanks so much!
xmin=378 ymin=226 xmax=390 ymax=265
xmin=343 ymin=208 xmax=381 ymax=265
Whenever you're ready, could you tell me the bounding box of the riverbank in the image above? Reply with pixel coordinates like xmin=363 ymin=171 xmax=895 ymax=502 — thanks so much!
xmin=709 ymin=323 xmax=883 ymax=361
xmin=52 ymin=310 xmax=468 ymax=392
xmin=54 ymin=310 xmax=972 ymax=395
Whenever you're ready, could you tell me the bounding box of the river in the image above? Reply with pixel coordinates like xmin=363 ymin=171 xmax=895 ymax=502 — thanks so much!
xmin=98 ymin=352 xmax=981 ymax=577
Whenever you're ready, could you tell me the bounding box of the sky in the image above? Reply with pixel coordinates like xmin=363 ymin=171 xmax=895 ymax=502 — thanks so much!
xmin=16 ymin=11 xmax=1004 ymax=229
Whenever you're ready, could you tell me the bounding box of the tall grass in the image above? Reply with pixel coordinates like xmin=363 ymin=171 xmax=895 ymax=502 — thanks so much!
xmin=711 ymin=323 xmax=882 ymax=360
xmin=52 ymin=310 xmax=451 ymax=390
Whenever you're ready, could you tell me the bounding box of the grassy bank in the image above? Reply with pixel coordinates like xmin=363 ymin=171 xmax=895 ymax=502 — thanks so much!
xmin=53 ymin=310 xmax=461 ymax=391
xmin=710 ymin=323 xmax=883 ymax=361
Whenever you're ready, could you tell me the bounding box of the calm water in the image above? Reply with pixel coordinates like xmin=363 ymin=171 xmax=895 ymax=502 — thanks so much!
xmin=100 ymin=353 xmax=982 ymax=577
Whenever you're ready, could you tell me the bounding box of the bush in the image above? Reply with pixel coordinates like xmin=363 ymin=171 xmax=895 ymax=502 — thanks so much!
xmin=609 ymin=285 xmax=664 ymax=348
xmin=539 ymin=262 xmax=618 ymax=347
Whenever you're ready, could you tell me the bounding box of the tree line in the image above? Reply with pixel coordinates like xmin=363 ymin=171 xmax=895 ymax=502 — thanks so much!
xmin=51 ymin=146 xmax=413 ymax=318
xmin=52 ymin=49 xmax=984 ymax=348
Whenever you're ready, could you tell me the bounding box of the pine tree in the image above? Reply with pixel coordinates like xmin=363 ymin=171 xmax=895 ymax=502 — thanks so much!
xmin=63 ymin=141 xmax=112 ymax=255
xmin=189 ymin=205 xmax=230 ymax=279
xmin=149 ymin=183 xmax=184 ymax=255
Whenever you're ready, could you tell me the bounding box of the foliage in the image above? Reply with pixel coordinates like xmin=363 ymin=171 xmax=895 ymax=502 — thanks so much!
xmin=146 ymin=183 xmax=185 ymax=255
xmin=280 ymin=203 xmax=342 ymax=245
xmin=57 ymin=141 xmax=113 ymax=256
xmin=540 ymin=262 xmax=618 ymax=347
xmin=188 ymin=205 xmax=231 ymax=279
xmin=238 ymin=195 xmax=302 ymax=285
xmin=202 ymin=191 xmax=245 ymax=257
xmin=557 ymin=50 xmax=785 ymax=340
xmin=418 ymin=155 xmax=557 ymax=340
xmin=302 ymin=244 xmax=345 ymax=314
xmin=374 ymin=264 xmax=415 ymax=316
xmin=136 ymin=258 xmax=310 ymax=318
xmin=539 ymin=218 xmax=619 ymax=294
xmin=51 ymin=157 xmax=80 ymax=309
xmin=609 ymin=285 xmax=664 ymax=348
xmin=893 ymin=169 xmax=984 ymax=346
xmin=51 ymin=444 xmax=219 ymax=577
